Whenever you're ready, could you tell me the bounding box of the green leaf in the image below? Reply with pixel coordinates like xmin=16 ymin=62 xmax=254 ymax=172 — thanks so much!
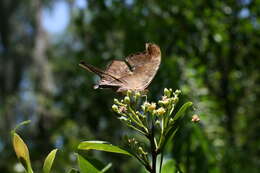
xmin=77 ymin=154 xmax=101 ymax=173
xmin=43 ymin=149 xmax=58 ymax=173
xmin=162 ymin=159 xmax=176 ymax=173
xmin=160 ymin=102 xmax=192 ymax=150
xmin=78 ymin=141 xmax=132 ymax=156
xmin=172 ymin=102 xmax=193 ymax=122
xmin=12 ymin=133 xmax=33 ymax=173
xmin=160 ymin=127 xmax=179 ymax=150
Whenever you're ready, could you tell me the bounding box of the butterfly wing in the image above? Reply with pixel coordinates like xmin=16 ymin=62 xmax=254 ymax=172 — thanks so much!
xmin=98 ymin=60 xmax=131 ymax=86
xmin=79 ymin=43 xmax=161 ymax=92
xmin=125 ymin=51 xmax=149 ymax=70
xmin=118 ymin=47 xmax=161 ymax=91
xmin=79 ymin=61 xmax=126 ymax=89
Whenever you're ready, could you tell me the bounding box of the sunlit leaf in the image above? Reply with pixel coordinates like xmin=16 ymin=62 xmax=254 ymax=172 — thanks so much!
xmin=78 ymin=141 xmax=132 ymax=156
xmin=172 ymin=102 xmax=193 ymax=121
xmin=162 ymin=159 xmax=176 ymax=173
xmin=77 ymin=154 xmax=101 ymax=173
xmin=12 ymin=133 xmax=33 ymax=173
xmin=43 ymin=149 xmax=58 ymax=173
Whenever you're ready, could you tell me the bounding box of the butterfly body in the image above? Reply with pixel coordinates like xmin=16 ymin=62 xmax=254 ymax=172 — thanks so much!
xmin=79 ymin=43 xmax=161 ymax=92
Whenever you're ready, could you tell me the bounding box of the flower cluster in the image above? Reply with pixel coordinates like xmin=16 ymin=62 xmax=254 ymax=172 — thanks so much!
xmin=112 ymin=90 xmax=149 ymax=135
xmin=112 ymin=88 xmax=185 ymax=141
xmin=111 ymin=88 xmax=193 ymax=171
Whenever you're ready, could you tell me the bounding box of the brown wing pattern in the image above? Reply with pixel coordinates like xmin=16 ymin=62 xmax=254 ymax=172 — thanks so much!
xmin=105 ymin=60 xmax=131 ymax=78
xmin=79 ymin=43 xmax=161 ymax=92
xmin=125 ymin=51 xmax=149 ymax=69
xmin=98 ymin=60 xmax=131 ymax=86
xmin=118 ymin=45 xmax=160 ymax=91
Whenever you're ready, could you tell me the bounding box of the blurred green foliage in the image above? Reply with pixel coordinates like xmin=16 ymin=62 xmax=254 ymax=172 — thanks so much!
xmin=0 ymin=0 xmax=259 ymax=172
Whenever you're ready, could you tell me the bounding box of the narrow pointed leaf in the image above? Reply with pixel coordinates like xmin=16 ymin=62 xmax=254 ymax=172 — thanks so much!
xmin=160 ymin=127 xmax=179 ymax=150
xmin=160 ymin=102 xmax=192 ymax=150
xmin=12 ymin=133 xmax=33 ymax=173
xmin=43 ymin=149 xmax=58 ymax=173
xmin=172 ymin=102 xmax=193 ymax=121
xmin=78 ymin=141 xmax=132 ymax=156
xmin=77 ymin=154 xmax=100 ymax=173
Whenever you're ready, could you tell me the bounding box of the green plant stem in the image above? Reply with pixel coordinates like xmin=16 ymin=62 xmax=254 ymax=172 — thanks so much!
xmin=151 ymin=148 xmax=157 ymax=173
xmin=127 ymin=124 xmax=146 ymax=135
xmin=128 ymin=106 xmax=148 ymax=133
xmin=149 ymin=123 xmax=158 ymax=173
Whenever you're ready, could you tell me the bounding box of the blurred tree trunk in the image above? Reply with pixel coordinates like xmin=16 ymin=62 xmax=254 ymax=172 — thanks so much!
xmin=32 ymin=0 xmax=54 ymax=94
xmin=31 ymin=0 xmax=55 ymax=155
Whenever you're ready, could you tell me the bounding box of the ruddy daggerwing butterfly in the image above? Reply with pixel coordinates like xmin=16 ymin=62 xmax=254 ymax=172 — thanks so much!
xmin=79 ymin=43 xmax=161 ymax=92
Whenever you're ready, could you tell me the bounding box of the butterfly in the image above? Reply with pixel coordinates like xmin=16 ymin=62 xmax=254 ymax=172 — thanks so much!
xmin=79 ymin=43 xmax=161 ymax=92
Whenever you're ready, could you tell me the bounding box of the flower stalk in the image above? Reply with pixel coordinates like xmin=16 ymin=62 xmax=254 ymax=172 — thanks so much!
xmin=112 ymin=88 xmax=194 ymax=173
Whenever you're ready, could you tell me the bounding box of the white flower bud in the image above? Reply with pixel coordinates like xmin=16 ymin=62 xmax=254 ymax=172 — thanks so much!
xmin=124 ymin=96 xmax=130 ymax=104
xmin=112 ymin=104 xmax=118 ymax=112
xmin=164 ymin=88 xmax=171 ymax=97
